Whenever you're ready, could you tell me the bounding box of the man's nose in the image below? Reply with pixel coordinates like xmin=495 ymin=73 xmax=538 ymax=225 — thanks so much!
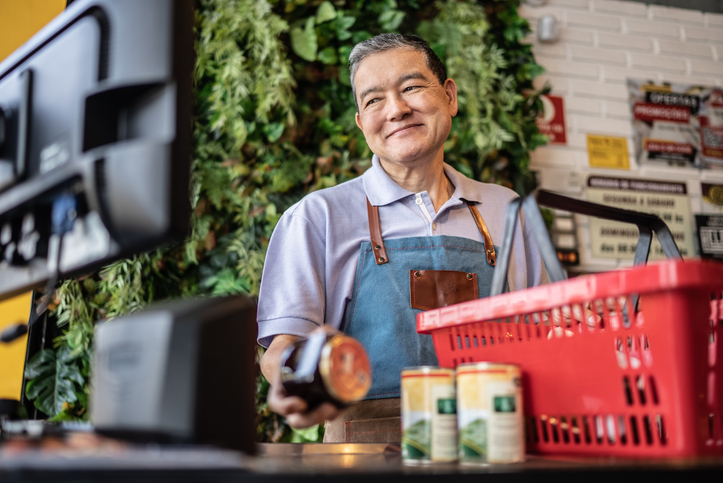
xmin=386 ymin=95 xmax=412 ymax=121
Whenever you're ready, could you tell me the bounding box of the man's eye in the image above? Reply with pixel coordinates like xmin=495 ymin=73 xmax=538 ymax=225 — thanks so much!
xmin=403 ymin=86 xmax=419 ymax=92
xmin=366 ymin=98 xmax=379 ymax=107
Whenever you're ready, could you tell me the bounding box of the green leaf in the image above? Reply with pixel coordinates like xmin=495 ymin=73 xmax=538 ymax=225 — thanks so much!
xmin=290 ymin=424 xmax=321 ymax=442
xmin=317 ymin=47 xmax=338 ymax=65
xmin=315 ymin=1 xmax=336 ymax=24
xmin=334 ymin=16 xmax=355 ymax=40
xmin=379 ymin=10 xmax=405 ymax=31
xmin=290 ymin=17 xmax=318 ymax=62
xmin=264 ymin=122 xmax=285 ymax=142
xmin=24 ymin=349 xmax=55 ymax=379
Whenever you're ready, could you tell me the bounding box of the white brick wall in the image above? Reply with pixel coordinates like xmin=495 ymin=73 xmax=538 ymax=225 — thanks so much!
xmin=520 ymin=0 xmax=723 ymax=271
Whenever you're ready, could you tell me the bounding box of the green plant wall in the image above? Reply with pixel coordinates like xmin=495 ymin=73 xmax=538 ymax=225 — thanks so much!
xmin=24 ymin=0 xmax=547 ymax=441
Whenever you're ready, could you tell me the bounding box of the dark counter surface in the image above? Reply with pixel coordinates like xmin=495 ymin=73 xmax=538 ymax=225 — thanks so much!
xmin=2 ymin=440 xmax=723 ymax=483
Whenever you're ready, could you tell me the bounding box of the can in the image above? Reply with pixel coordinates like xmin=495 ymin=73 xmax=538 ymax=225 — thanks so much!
xmin=400 ymin=367 xmax=457 ymax=464
xmin=456 ymin=362 xmax=524 ymax=464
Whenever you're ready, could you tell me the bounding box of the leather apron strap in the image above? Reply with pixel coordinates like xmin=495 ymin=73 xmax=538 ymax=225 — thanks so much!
xmin=465 ymin=201 xmax=497 ymax=266
xmin=366 ymin=198 xmax=496 ymax=266
xmin=367 ymin=198 xmax=389 ymax=265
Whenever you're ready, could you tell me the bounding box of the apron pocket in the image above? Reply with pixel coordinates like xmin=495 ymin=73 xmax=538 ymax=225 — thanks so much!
xmin=410 ymin=269 xmax=478 ymax=310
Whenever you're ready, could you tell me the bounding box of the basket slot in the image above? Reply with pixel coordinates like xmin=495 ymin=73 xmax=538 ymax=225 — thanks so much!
xmin=636 ymin=375 xmax=647 ymax=406
xmin=550 ymin=416 xmax=560 ymax=443
xmin=605 ymin=415 xmax=617 ymax=445
xmin=642 ymin=416 xmax=653 ymax=445
xmin=623 ymin=376 xmax=634 ymax=405
xmin=560 ymin=416 xmax=570 ymax=443
xmin=571 ymin=416 xmax=581 ymax=444
xmin=656 ymin=415 xmax=667 ymax=445
xmin=594 ymin=416 xmax=604 ymax=445
xmin=649 ymin=375 xmax=659 ymax=405
xmin=540 ymin=415 xmax=549 ymax=443
xmin=582 ymin=416 xmax=592 ymax=444
xmin=630 ymin=416 xmax=640 ymax=445
xmin=528 ymin=416 xmax=538 ymax=444
xmin=618 ymin=416 xmax=627 ymax=445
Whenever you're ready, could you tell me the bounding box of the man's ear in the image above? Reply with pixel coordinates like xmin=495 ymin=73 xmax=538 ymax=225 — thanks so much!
xmin=355 ymin=111 xmax=364 ymax=132
xmin=445 ymin=78 xmax=459 ymax=117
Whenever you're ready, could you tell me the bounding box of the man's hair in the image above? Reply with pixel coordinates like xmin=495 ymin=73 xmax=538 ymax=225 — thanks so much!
xmin=348 ymin=34 xmax=447 ymax=112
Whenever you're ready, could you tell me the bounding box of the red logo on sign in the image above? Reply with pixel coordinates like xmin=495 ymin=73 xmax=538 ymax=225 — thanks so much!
xmin=633 ymin=102 xmax=690 ymax=123
xmin=537 ymin=95 xmax=566 ymax=144
xmin=644 ymin=140 xmax=694 ymax=155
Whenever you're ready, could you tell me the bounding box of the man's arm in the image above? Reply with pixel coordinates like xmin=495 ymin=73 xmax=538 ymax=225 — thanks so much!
xmin=260 ymin=334 xmax=343 ymax=429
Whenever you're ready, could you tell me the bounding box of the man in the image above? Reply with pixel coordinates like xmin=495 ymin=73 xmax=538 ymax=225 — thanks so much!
xmin=257 ymin=34 xmax=548 ymax=443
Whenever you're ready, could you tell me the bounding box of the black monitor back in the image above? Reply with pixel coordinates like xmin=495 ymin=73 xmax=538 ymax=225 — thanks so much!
xmin=0 ymin=0 xmax=193 ymax=299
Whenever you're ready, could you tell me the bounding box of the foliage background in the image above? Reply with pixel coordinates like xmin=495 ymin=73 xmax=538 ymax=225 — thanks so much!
xmin=24 ymin=0 xmax=547 ymax=442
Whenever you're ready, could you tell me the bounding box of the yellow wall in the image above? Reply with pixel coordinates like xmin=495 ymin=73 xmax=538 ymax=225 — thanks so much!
xmin=0 ymin=0 xmax=67 ymax=61
xmin=0 ymin=0 xmax=66 ymax=400
xmin=0 ymin=293 xmax=33 ymax=399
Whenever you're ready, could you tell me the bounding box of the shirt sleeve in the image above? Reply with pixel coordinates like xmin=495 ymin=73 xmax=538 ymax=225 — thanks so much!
xmin=256 ymin=207 xmax=327 ymax=348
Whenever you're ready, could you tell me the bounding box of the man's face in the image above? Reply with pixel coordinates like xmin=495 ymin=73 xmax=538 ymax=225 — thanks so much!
xmin=354 ymin=48 xmax=458 ymax=169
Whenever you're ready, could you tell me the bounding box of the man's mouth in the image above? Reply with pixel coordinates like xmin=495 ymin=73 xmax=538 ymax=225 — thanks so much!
xmin=387 ymin=124 xmax=422 ymax=138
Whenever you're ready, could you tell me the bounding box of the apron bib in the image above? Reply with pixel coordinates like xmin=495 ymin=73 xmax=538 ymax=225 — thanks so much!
xmin=325 ymin=199 xmax=501 ymax=443
xmin=343 ymin=199 xmax=500 ymax=399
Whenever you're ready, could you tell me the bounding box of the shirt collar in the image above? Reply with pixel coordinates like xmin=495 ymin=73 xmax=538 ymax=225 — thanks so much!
xmin=363 ymin=155 xmax=414 ymax=206
xmin=443 ymin=163 xmax=484 ymax=204
xmin=363 ymin=155 xmax=484 ymax=206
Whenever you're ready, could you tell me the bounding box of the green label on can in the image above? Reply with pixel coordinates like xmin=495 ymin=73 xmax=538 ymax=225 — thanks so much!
xmin=437 ymin=398 xmax=456 ymax=415
xmin=402 ymin=419 xmax=431 ymax=459
xmin=459 ymin=419 xmax=487 ymax=457
xmin=494 ymin=396 xmax=516 ymax=413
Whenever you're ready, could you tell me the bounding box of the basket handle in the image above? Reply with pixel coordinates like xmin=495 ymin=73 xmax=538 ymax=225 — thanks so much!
xmin=490 ymin=189 xmax=683 ymax=296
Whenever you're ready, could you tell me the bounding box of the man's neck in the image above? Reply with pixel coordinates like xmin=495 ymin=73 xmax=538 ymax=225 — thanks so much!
xmin=378 ymin=154 xmax=454 ymax=212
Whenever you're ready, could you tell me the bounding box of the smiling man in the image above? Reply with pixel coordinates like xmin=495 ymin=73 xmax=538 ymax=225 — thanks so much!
xmin=257 ymin=34 xmax=548 ymax=443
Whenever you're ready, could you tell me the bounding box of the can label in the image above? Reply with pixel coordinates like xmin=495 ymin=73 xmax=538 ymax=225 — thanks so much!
xmin=457 ymin=363 xmax=524 ymax=464
xmin=401 ymin=367 xmax=457 ymax=463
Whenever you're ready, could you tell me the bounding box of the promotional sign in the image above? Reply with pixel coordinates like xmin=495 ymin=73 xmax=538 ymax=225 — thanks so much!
xmin=695 ymin=215 xmax=723 ymax=260
xmin=536 ymin=95 xmax=566 ymax=144
xmin=587 ymin=176 xmax=695 ymax=260
xmin=587 ymin=135 xmax=630 ymax=169
xmin=628 ymin=79 xmax=723 ymax=169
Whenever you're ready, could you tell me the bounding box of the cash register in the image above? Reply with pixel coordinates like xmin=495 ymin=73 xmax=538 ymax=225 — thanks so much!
xmin=0 ymin=0 xmax=256 ymax=457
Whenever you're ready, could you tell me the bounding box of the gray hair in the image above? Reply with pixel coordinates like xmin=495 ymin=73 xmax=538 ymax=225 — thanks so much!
xmin=348 ymin=34 xmax=447 ymax=112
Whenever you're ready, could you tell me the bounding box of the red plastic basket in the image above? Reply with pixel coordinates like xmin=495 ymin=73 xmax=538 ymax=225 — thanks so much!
xmin=417 ymin=259 xmax=723 ymax=457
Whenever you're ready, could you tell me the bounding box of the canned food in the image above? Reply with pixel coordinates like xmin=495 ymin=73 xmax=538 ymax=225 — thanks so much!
xmin=280 ymin=329 xmax=371 ymax=410
xmin=456 ymin=362 xmax=524 ymax=464
xmin=401 ymin=367 xmax=457 ymax=464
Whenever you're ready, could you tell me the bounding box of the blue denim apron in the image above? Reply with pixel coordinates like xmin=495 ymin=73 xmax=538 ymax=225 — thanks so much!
xmin=343 ymin=199 xmax=499 ymax=399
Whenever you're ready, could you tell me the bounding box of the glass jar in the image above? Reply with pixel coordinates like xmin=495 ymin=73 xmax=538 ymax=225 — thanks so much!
xmin=280 ymin=329 xmax=372 ymax=410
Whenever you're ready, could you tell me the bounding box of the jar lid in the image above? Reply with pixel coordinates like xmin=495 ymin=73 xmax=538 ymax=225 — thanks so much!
xmin=319 ymin=334 xmax=372 ymax=403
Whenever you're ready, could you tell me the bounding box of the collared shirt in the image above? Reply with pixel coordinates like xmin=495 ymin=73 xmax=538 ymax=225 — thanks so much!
xmin=256 ymin=155 xmax=549 ymax=347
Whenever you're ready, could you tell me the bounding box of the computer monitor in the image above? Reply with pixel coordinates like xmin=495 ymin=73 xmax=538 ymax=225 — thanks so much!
xmin=0 ymin=0 xmax=193 ymax=300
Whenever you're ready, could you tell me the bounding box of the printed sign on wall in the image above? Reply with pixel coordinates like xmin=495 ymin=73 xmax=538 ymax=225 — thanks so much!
xmin=587 ymin=176 xmax=695 ymax=260
xmin=695 ymin=215 xmax=723 ymax=260
xmin=629 ymin=79 xmax=723 ymax=169
xmin=587 ymin=135 xmax=630 ymax=169
xmin=537 ymin=95 xmax=567 ymax=144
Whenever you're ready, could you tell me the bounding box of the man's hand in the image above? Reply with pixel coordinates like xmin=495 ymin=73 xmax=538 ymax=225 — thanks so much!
xmin=260 ymin=333 xmax=345 ymax=429
xmin=266 ymin=383 xmax=342 ymax=429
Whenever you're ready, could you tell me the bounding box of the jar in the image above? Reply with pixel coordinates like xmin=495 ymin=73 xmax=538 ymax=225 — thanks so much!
xmin=280 ymin=329 xmax=372 ymax=410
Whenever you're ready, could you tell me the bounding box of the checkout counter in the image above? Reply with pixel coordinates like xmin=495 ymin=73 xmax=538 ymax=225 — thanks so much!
xmin=1 ymin=435 xmax=723 ymax=483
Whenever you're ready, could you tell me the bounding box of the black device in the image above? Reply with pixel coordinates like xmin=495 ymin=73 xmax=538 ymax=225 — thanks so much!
xmin=0 ymin=0 xmax=258 ymax=456
xmin=0 ymin=0 xmax=193 ymax=301
xmin=91 ymin=296 xmax=258 ymax=455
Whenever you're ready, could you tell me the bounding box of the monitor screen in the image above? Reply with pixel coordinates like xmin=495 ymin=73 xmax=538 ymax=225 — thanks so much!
xmin=0 ymin=0 xmax=193 ymax=300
